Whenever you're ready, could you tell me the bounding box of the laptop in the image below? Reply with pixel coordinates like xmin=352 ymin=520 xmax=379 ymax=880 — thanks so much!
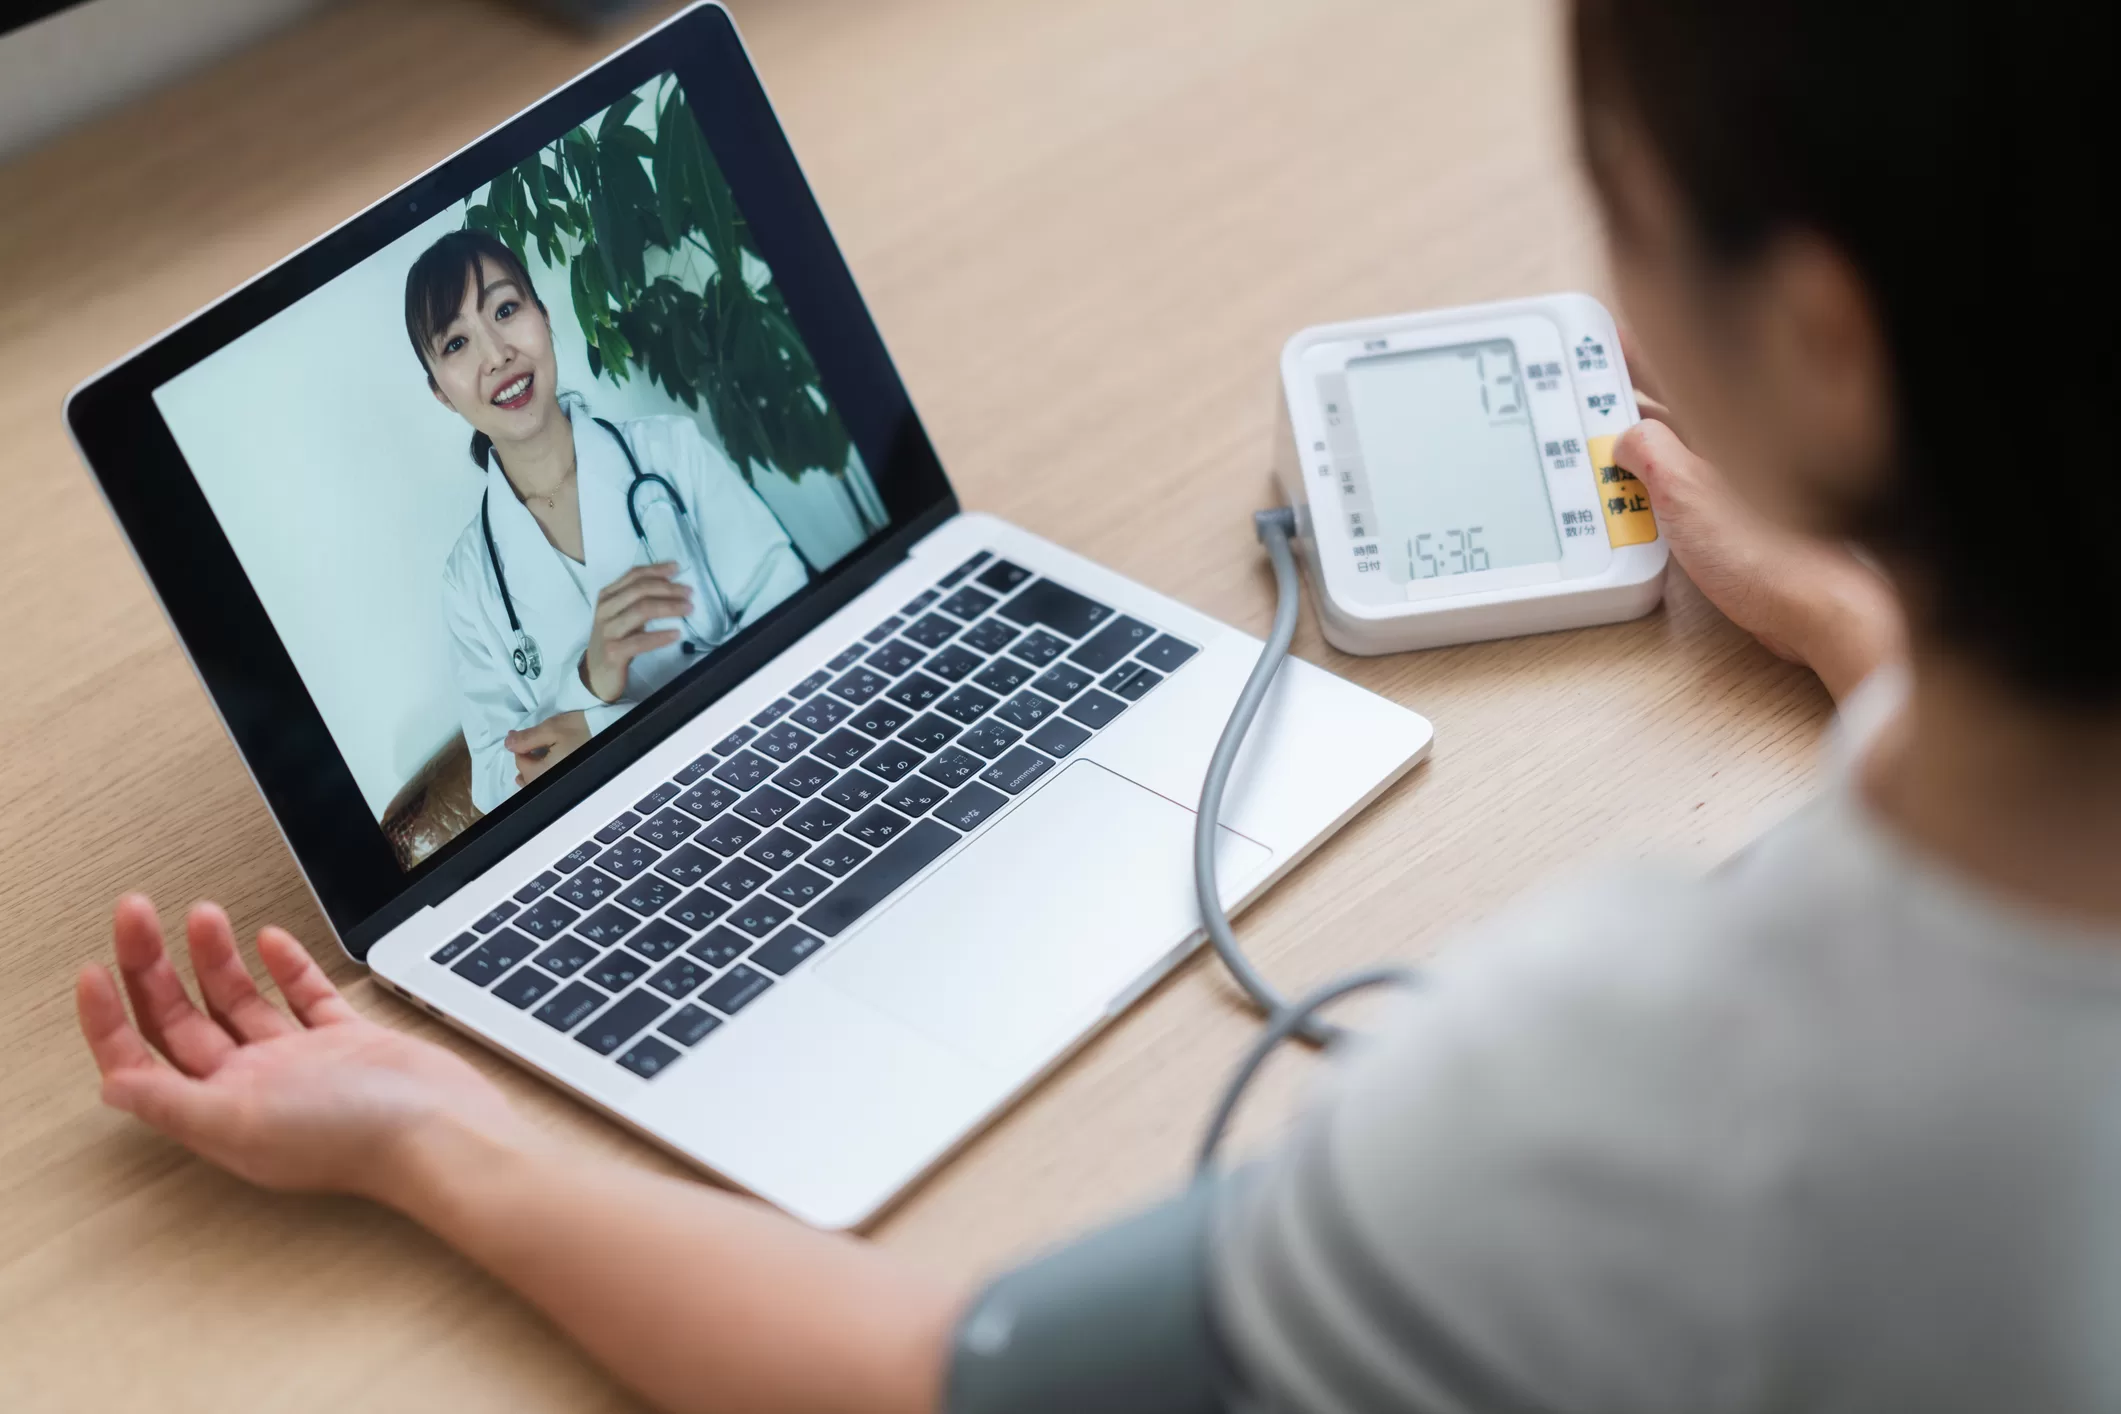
xmin=65 ymin=2 xmax=1432 ymax=1228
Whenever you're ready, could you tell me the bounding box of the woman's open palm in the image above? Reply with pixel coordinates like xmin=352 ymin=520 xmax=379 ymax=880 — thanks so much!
xmin=76 ymin=895 xmax=530 ymax=1201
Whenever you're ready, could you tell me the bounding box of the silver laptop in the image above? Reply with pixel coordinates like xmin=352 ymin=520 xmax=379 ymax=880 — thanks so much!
xmin=66 ymin=2 xmax=1431 ymax=1227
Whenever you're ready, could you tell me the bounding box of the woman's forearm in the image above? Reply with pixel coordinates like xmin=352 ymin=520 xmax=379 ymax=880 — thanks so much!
xmin=380 ymin=1115 xmax=961 ymax=1414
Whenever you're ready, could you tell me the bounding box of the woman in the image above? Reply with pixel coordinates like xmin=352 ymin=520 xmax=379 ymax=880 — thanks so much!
xmin=72 ymin=2 xmax=2120 ymax=1410
xmin=411 ymin=230 xmax=809 ymax=811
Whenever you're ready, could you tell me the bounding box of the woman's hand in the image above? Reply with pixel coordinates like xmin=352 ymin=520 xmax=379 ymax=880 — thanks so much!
xmin=75 ymin=895 xmax=535 ymax=1205
xmin=582 ymin=562 xmax=693 ymax=703
xmin=507 ymin=709 xmax=590 ymax=788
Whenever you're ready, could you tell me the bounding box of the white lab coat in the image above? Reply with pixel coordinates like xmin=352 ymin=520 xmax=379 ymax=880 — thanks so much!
xmin=441 ymin=411 xmax=809 ymax=813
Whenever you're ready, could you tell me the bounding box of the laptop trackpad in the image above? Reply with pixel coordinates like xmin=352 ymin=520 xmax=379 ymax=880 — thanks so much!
xmin=818 ymin=760 xmax=1272 ymax=1073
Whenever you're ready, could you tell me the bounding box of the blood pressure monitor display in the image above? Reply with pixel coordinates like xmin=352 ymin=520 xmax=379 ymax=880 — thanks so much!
xmin=1342 ymin=339 xmax=1562 ymax=584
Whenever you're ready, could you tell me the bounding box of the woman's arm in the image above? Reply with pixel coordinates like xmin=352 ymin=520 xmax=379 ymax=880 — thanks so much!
xmin=442 ymin=561 xmax=535 ymax=813
xmin=77 ymin=896 xmax=961 ymax=1414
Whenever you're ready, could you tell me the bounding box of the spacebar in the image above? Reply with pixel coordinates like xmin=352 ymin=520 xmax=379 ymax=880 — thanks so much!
xmin=805 ymin=820 xmax=959 ymax=937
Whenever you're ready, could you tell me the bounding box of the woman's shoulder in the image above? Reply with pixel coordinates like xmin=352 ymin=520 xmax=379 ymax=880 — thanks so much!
xmin=614 ymin=414 xmax=744 ymax=481
xmin=439 ymin=507 xmax=490 ymax=590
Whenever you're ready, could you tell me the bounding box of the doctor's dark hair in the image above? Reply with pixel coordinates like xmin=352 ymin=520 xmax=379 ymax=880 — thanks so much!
xmin=1570 ymin=0 xmax=2118 ymax=708
xmin=402 ymin=228 xmax=548 ymax=471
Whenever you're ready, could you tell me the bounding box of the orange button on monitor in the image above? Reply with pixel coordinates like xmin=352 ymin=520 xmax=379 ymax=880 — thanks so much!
xmin=1587 ymin=433 xmax=1657 ymax=548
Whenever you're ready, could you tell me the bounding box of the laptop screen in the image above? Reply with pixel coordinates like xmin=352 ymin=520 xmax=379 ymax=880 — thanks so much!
xmin=148 ymin=69 xmax=886 ymax=875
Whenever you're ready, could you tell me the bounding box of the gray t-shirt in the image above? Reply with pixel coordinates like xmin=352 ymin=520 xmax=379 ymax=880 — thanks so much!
xmin=949 ymin=682 xmax=2121 ymax=1412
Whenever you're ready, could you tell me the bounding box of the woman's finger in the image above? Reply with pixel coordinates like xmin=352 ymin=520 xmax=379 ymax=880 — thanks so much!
xmin=185 ymin=902 xmax=297 ymax=1043
xmin=595 ymin=563 xmax=679 ymax=605
xmin=110 ymin=894 xmax=238 ymax=1078
xmin=100 ymin=1062 xmax=230 ymax=1154
xmin=257 ymin=926 xmax=361 ymax=1028
xmin=76 ymin=962 xmax=163 ymax=1080
xmin=611 ymin=629 xmax=684 ymax=660
xmin=603 ymin=595 xmax=694 ymax=639
xmin=596 ymin=578 xmax=693 ymax=623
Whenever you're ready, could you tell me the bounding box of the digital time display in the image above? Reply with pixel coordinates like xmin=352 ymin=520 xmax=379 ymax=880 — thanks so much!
xmin=1341 ymin=338 xmax=1562 ymax=585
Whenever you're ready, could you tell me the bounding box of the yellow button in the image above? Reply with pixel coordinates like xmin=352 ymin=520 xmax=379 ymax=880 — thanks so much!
xmin=1587 ymin=433 xmax=1657 ymax=548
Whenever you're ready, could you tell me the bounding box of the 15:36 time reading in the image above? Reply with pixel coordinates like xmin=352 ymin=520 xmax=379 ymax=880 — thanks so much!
xmin=1408 ymin=527 xmax=1491 ymax=578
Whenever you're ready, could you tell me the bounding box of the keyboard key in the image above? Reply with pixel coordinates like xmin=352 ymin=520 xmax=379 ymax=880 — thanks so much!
xmin=659 ymin=1005 xmax=722 ymax=1047
xmin=859 ymin=741 xmax=926 ymax=783
xmin=656 ymin=843 xmax=719 ymax=886
xmin=785 ymin=797 xmax=851 ymax=842
xmin=1010 ymin=629 xmax=1069 ymax=667
xmin=900 ymin=588 xmax=940 ymax=616
xmin=453 ymin=929 xmax=537 ymax=986
xmin=807 ymin=820 xmax=959 ymax=937
xmin=1027 ymin=717 xmax=1093 ymax=758
xmin=577 ymin=990 xmax=669 ymax=1055
xmin=1138 ymin=634 xmax=1199 ymax=672
xmin=994 ymin=691 xmax=1058 ymax=730
xmin=616 ymin=1036 xmax=682 ymax=1079
xmin=473 ymin=900 xmax=518 ymax=933
xmin=981 ymin=745 xmax=1056 ymax=795
xmin=617 ymin=873 xmax=678 ymax=917
xmin=674 ymin=780 xmax=738 ymax=820
xmin=847 ymin=699 xmax=912 ymax=739
xmin=493 ymin=966 xmax=559 ymax=1009
xmin=919 ymin=746 xmax=984 ymax=788
xmin=822 ymin=770 xmax=887 ymax=810
xmin=865 ymin=638 xmax=924 ymax=677
xmin=805 ymin=835 xmax=873 ymax=878
xmin=973 ymin=657 xmax=1033 ymax=696
xmin=1028 ymin=661 xmax=1093 ymax=700
xmin=431 ymin=932 xmax=477 ymax=965
xmin=634 ymin=782 xmax=681 ymax=814
xmin=533 ymin=933 xmax=599 ymax=977
xmin=728 ymin=896 xmax=794 ymax=939
xmin=557 ymin=868 xmax=620 ymax=910
xmin=712 ymin=750 xmax=776 ymax=793
xmin=515 ymin=897 xmax=582 ymax=940
xmin=587 ymin=947 xmax=650 ymax=992
xmin=998 ymin=579 xmax=1113 ymax=638
xmin=977 ymin=558 xmax=1032 ymax=593
xmin=701 ymin=964 xmax=775 ymax=1015
xmin=594 ymin=811 xmax=641 ymax=845
xmin=936 ymin=685 xmax=999 ymax=724
xmin=772 ymin=756 xmax=835 ymax=797
xmin=887 ymin=671 xmax=949 ymax=714
xmin=512 ymin=870 xmax=561 ymax=904
xmin=828 ymin=667 xmax=891 ymax=706
xmin=939 ymin=586 xmax=998 ymax=621
xmin=573 ymin=903 xmax=641 ymax=947
xmin=751 ymin=697 xmax=794 ymax=728
xmin=901 ymin=613 xmax=961 ymax=650
xmin=1101 ymin=661 xmax=1164 ymax=701
xmin=665 ymin=889 xmax=730 ymax=933
xmin=813 ymin=727 xmax=873 ymax=767
xmin=752 ymin=926 xmax=825 ymax=977
xmin=625 ymin=917 xmax=690 ymax=961
xmin=898 ymin=713 xmax=963 ymax=752
xmin=790 ymin=692 xmax=853 ymax=733
xmin=673 ymin=754 xmax=716 ymax=786
xmin=734 ymin=785 xmax=798 ymax=828
xmin=960 ymin=617 xmax=1020 ymax=655
xmin=863 ymin=615 xmax=906 ymax=645
xmin=881 ymin=777 xmax=946 ymax=817
xmin=647 ymin=957 xmax=711 ymax=999
xmin=1063 ymin=690 xmax=1128 ymax=730
xmin=957 ymin=719 xmax=1022 ymax=759
xmin=554 ymin=841 xmax=599 ymax=873
xmin=924 ymin=644 xmax=984 ymax=682
xmin=633 ymin=808 xmax=700 ymax=851
xmin=791 ymin=668 xmax=834 ymax=698
xmin=937 ymin=782 xmax=1009 ymax=832
xmin=595 ymin=838 xmax=659 ymax=881
xmin=533 ymin=982 xmax=606 ymax=1032
xmin=1068 ymin=615 xmax=1156 ymax=673
xmin=826 ymin=643 xmax=867 ymax=672
xmin=712 ymin=725 xmax=756 ymax=755
xmin=706 ymin=858 xmax=773 ymax=901
xmin=847 ymin=804 xmax=912 ymax=847
xmin=696 ymin=814 xmax=763 ymax=857
xmin=688 ymin=927 xmax=751 ymax=969
xmin=936 ymin=550 xmax=992 ymax=588
xmin=744 ymin=828 xmax=809 ymax=871
xmin=751 ymin=722 xmax=817 ymax=763
xmin=766 ymin=865 xmax=832 ymax=908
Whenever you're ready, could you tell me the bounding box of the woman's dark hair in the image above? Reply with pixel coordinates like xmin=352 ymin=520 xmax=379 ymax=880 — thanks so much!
xmin=1571 ymin=2 xmax=2117 ymax=708
xmin=403 ymin=228 xmax=547 ymax=471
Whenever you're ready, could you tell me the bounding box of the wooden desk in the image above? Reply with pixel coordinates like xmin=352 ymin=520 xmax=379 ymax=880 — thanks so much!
xmin=0 ymin=1 xmax=1830 ymax=1407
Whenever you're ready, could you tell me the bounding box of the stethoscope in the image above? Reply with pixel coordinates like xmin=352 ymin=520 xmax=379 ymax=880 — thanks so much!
xmin=480 ymin=416 xmax=742 ymax=680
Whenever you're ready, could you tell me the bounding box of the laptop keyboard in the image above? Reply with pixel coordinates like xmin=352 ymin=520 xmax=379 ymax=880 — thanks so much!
xmin=427 ymin=551 xmax=1200 ymax=1080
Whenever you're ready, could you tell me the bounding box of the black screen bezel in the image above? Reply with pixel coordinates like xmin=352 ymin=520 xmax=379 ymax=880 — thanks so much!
xmin=65 ymin=4 xmax=956 ymax=959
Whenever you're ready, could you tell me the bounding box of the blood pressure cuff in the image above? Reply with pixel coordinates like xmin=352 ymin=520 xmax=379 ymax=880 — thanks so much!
xmin=944 ymin=1176 xmax=1247 ymax=1414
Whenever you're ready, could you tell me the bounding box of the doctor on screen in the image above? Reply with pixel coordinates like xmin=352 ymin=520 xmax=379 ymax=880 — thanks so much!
xmin=406 ymin=230 xmax=810 ymax=814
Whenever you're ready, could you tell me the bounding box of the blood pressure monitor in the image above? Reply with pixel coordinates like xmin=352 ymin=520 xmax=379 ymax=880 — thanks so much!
xmin=1274 ymin=292 xmax=1665 ymax=654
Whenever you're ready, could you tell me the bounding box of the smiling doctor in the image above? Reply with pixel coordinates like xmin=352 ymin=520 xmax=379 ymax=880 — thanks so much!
xmin=407 ymin=230 xmax=810 ymax=813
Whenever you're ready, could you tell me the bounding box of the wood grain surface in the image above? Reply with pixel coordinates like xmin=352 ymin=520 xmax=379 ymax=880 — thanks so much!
xmin=0 ymin=1 xmax=1832 ymax=1408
